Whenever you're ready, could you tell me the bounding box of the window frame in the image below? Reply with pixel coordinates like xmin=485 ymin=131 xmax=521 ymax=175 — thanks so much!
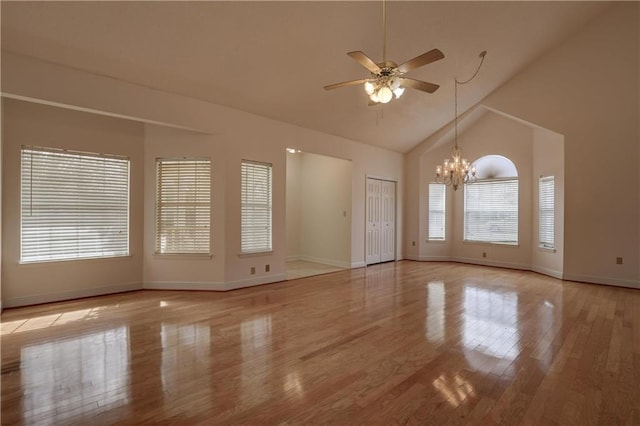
xmin=463 ymin=177 xmax=519 ymax=246
xmin=155 ymin=157 xmax=212 ymax=256
xmin=428 ymin=182 xmax=446 ymax=241
xmin=538 ymin=176 xmax=555 ymax=250
xmin=240 ymin=159 xmax=273 ymax=255
xmin=20 ymin=146 xmax=130 ymax=263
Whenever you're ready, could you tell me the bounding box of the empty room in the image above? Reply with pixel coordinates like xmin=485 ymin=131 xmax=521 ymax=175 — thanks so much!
xmin=1 ymin=1 xmax=639 ymax=424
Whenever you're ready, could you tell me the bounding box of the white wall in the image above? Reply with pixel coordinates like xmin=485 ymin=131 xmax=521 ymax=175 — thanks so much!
xmin=1 ymin=99 xmax=145 ymax=307
xmin=482 ymin=3 xmax=639 ymax=288
xmin=1 ymin=51 xmax=404 ymax=305
xmin=299 ymin=152 xmax=351 ymax=268
xmin=285 ymin=152 xmax=302 ymax=259
xmin=532 ymin=128 xmax=565 ymax=279
xmin=142 ymin=124 xmax=226 ymax=289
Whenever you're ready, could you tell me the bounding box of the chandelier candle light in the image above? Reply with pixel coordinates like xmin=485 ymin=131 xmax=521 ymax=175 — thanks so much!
xmin=435 ymin=51 xmax=487 ymax=190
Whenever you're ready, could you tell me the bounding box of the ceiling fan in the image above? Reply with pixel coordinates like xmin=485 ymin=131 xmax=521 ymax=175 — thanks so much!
xmin=324 ymin=0 xmax=444 ymax=105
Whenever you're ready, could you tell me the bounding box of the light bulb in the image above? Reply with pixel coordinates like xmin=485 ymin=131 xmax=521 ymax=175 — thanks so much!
xmin=378 ymin=86 xmax=393 ymax=104
xmin=390 ymin=78 xmax=401 ymax=90
xmin=370 ymin=92 xmax=379 ymax=103
xmin=393 ymin=87 xmax=405 ymax=98
xmin=364 ymin=81 xmax=375 ymax=95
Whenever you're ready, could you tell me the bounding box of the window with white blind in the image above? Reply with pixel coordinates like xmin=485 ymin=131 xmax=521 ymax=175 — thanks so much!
xmin=21 ymin=146 xmax=130 ymax=263
xmin=156 ymin=158 xmax=211 ymax=254
xmin=539 ymin=176 xmax=555 ymax=249
xmin=464 ymin=179 xmax=519 ymax=245
xmin=241 ymin=160 xmax=272 ymax=253
xmin=428 ymin=183 xmax=446 ymax=241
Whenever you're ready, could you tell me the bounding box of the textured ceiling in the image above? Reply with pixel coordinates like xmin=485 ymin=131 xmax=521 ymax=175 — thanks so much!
xmin=1 ymin=1 xmax=611 ymax=153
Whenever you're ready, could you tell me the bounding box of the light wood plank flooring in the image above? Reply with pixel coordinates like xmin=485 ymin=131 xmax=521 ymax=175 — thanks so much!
xmin=1 ymin=261 xmax=639 ymax=425
xmin=286 ymin=259 xmax=345 ymax=280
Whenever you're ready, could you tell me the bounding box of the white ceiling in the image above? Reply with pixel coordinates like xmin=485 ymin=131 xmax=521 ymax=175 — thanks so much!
xmin=1 ymin=1 xmax=611 ymax=153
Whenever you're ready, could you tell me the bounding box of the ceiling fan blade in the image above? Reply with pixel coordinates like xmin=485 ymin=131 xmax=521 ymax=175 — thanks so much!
xmin=397 ymin=49 xmax=445 ymax=74
xmin=324 ymin=78 xmax=369 ymax=91
xmin=347 ymin=51 xmax=381 ymax=73
xmin=399 ymin=77 xmax=440 ymax=93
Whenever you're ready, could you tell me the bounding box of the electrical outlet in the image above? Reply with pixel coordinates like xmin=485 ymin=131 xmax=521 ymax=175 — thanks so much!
xmin=482 ymin=252 xmax=487 ymax=258
xmin=265 ymin=264 xmax=270 ymax=272
xmin=616 ymin=257 xmax=623 ymax=265
xmin=250 ymin=266 xmax=256 ymax=275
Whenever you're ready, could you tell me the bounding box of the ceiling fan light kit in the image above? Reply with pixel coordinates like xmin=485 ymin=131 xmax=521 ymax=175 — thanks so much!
xmin=324 ymin=0 xmax=444 ymax=104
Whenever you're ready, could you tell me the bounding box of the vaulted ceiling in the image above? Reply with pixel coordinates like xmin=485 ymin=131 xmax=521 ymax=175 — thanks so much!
xmin=1 ymin=1 xmax=611 ymax=153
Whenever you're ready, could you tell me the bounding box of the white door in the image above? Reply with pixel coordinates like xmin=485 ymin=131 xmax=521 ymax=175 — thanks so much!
xmin=366 ymin=178 xmax=395 ymax=265
xmin=380 ymin=180 xmax=396 ymax=262
xmin=366 ymin=178 xmax=381 ymax=265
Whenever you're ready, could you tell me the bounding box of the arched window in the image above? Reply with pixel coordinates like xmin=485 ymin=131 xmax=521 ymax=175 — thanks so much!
xmin=464 ymin=155 xmax=518 ymax=245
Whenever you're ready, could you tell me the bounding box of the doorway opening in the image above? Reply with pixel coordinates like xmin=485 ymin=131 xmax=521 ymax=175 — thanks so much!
xmin=285 ymin=150 xmax=352 ymax=280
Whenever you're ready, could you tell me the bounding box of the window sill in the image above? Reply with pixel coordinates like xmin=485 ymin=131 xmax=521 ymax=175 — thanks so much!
xmin=427 ymin=239 xmax=447 ymax=243
xmin=462 ymin=240 xmax=519 ymax=248
xmin=19 ymin=254 xmax=133 ymax=265
xmin=153 ymin=253 xmax=213 ymax=259
xmin=238 ymin=250 xmax=273 ymax=258
xmin=537 ymin=246 xmax=556 ymax=253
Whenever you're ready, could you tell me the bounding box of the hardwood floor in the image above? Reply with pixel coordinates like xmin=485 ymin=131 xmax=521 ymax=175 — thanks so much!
xmin=286 ymin=259 xmax=346 ymax=280
xmin=1 ymin=261 xmax=639 ymax=425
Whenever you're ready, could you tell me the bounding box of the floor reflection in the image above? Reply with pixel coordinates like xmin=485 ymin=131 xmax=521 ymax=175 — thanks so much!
xmin=432 ymin=372 xmax=476 ymax=407
xmin=160 ymin=322 xmax=211 ymax=394
xmin=240 ymin=315 xmax=273 ymax=405
xmin=426 ymin=281 xmax=445 ymax=344
xmin=463 ymin=286 xmax=520 ymax=361
xmin=19 ymin=326 xmax=129 ymax=422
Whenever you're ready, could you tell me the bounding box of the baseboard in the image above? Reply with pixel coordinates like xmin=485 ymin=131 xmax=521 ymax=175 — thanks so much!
xmin=143 ymin=281 xmax=227 ymax=291
xmin=562 ymin=273 xmax=640 ymax=290
xmin=351 ymin=261 xmax=366 ymax=268
xmin=452 ymin=256 xmax=531 ymax=271
xmin=3 ymin=282 xmax=143 ymax=308
xmin=297 ymin=255 xmax=351 ymax=269
xmin=531 ymin=265 xmax=564 ymax=280
xmin=223 ymin=273 xmax=288 ymax=291
xmin=286 ymin=255 xmax=301 ymax=262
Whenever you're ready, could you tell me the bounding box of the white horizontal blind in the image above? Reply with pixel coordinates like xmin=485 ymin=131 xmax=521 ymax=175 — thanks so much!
xmin=539 ymin=176 xmax=555 ymax=249
xmin=464 ymin=179 xmax=518 ymax=245
xmin=428 ymin=183 xmax=446 ymax=241
xmin=21 ymin=146 xmax=130 ymax=262
xmin=241 ymin=160 xmax=272 ymax=253
xmin=156 ymin=158 xmax=211 ymax=254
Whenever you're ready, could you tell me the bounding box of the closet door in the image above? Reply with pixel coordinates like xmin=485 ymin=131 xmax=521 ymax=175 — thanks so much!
xmin=365 ymin=178 xmax=381 ymax=265
xmin=366 ymin=178 xmax=396 ymax=265
xmin=380 ymin=180 xmax=395 ymax=262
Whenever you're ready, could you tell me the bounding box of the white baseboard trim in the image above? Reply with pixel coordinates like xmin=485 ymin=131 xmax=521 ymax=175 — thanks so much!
xmin=351 ymin=261 xmax=366 ymax=268
xmin=297 ymin=255 xmax=351 ymax=269
xmin=562 ymin=273 xmax=640 ymax=290
xmin=531 ymin=265 xmax=564 ymax=280
xmin=286 ymin=255 xmax=302 ymax=262
xmin=451 ymin=256 xmax=531 ymax=271
xmin=143 ymin=281 xmax=227 ymax=291
xmin=223 ymin=273 xmax=288 ymax=291
xmin=3 ymin=282 xmax=142 ymax=309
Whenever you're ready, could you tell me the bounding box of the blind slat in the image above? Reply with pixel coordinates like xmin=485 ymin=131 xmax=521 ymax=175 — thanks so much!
xmin=539 ymin=176 xmax=555 ymax=249
xmin=156 ymin=158 xmax=211 ymax=254
xmin=428 ymin=183 xmax=446 ymax=241
xmin=241 ymin=160 xmax=272 ymax=253
xmin=464 ymin=179 xmax=519 ymax=245
xmin=21 ymin=147 xmax=130 ymax=262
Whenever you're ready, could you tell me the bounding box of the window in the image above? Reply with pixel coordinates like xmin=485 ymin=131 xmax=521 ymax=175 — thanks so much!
xmin=156 ymin=158 xmax=211 ymax=254
xmin=428 ymin=183 xmax=446 ymax=241
xmin=241 ymin=160 xmax=272 ymax=253
xmin=539 ymin=176 xmax=555 ymax=249
xmin=21 ymin=146 xmax=130 ymax=262
xmin=464 ymin=179 xmax=519 ymax=245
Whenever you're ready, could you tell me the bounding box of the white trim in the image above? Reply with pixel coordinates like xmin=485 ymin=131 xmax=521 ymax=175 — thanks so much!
xmin=296 ymin=255 xmax=351 ymax=269
xmin=143 ymin=281 xmax=226 ymax=291
xmin=562 ymin=273 xmax=640 ymax=290
xmin=3 ymin=282 xmax=142 ymax=308
xmin=286 ymin=255 xmax=302 ymax=262
xmin=223 ymin=273 xmax=288 ymax=291
xmin=531 ymin=265 xmax=564 ymax=280
xmin=415 ymin=255 xmax=454 ymax=262
xmin=451 ymin=256 xmax=530 ymax=271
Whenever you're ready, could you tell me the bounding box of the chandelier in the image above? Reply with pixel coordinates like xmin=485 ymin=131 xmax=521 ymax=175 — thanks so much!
xmin=435 ymin=51 xmax=487 ymax=190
